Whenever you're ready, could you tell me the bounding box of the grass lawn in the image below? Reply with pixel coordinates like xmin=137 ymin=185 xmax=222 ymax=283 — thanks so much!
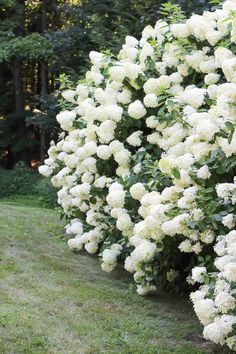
xmin=0 ymin=198 xmax=232 ymax=354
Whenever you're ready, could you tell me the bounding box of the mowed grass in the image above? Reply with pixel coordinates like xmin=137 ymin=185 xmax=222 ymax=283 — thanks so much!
xmin=0 ymin=200 xmax=232 ymax=354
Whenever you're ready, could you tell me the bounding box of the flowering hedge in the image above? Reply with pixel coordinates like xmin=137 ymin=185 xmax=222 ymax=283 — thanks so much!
xmin=39 ymin=0 xmax=236 ymax=350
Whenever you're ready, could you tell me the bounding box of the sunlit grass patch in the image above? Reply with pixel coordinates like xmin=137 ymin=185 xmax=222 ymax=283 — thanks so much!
xmin=0 ymin=201 xmax=230 ymax=354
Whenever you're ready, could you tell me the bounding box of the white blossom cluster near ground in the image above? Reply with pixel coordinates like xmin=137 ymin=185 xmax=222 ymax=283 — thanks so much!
xmin=40 ymin=0 xmax=236 ymax=350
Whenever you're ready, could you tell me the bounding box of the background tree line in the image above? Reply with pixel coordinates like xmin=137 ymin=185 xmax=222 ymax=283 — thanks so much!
xmin=0 ymin=0 xmax=212 ymax=168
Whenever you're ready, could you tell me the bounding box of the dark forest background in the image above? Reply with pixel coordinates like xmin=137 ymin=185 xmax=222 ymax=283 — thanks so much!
xmin=0 ymin=0 xmax=213 ymax=170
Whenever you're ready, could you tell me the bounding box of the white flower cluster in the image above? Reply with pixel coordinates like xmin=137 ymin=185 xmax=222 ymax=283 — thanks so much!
xmin=191 ymin=230 xmax=236 ymax=348
xmin=40 ymin=1 xmax=236 ymax=350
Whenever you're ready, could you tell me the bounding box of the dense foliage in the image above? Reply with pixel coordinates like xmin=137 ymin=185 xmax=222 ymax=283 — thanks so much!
xmin=40 ymin=0 xmax=236 ymax=350
xmin=0 ymin=162 xmax=57 ymax=206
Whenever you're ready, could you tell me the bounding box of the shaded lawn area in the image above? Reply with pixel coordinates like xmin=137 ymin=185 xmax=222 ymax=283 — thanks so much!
xmin=0 ymin=199 xmax=232 ymax=354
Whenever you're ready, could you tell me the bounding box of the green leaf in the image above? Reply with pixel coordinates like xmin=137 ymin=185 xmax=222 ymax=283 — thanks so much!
xmin=171 ymin=167 xmax=181 ymax=180
xmin=225 ymin=121 xmax=235 ymax=131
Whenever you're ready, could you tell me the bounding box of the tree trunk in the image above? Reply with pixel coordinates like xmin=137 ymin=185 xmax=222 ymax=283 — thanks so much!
xmin=40 ymin=0 xmax=48 ymax=163
xmin=12 ymin=0 xmax=29 ymax=165
xmin=30 ymin=62 xmax=35 ymax=94
xmin=40 ymin=61 xmax=47 ymax=163
xmin=13 ymin=55 xmax=24 ymax=112
xmin=0 ymin=63 xmax=3 ymax=89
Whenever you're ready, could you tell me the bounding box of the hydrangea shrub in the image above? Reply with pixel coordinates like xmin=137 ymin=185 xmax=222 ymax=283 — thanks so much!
xmin=39 ymin=0 xmax=236 ymax=349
